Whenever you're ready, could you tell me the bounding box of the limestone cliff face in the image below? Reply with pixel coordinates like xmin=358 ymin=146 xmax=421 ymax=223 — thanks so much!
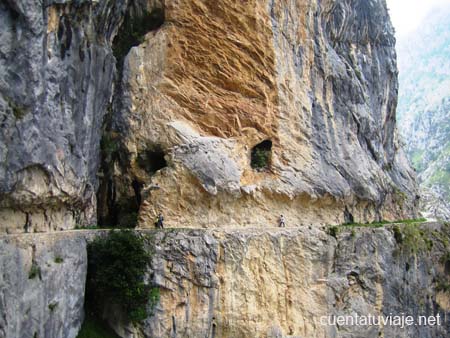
xmin=105 ymin=0 xmax=418 ymax=230
xmin=2 ymin=225 xmax=450 ymax=338
xmin=0 ymin=232 xmax=87 ymax=338
xmin=119 ymin=225 xmax=450 ymax=338
xmin=0 ymin=0 xmax=417 ymax=232
xmin=0 ymin=0 xmax=130 ymax=233
xmin=0 ymin=2 xmax=440 ymax=338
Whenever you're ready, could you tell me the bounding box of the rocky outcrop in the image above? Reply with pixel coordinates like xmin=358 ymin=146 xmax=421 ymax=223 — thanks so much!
xmin=0 ymin=0 xmax=418 ymax=233
xmin=0 ymin=232 xmax=88 ymax=338
xmin=108 ymin=224 xmax=450 ymax=338
xmin=2 ymin=223 xmax=449 ymax=338
xmin=142 ymin=228 xmax=334 ymax=338
xmin=0 ymin=1 xmax=439 ymax=338
xmin=103 ymin=0 xmax=418 ymax=230
xmin=0 ymin=0 xmax=132 ymax=233
xmin=420 ymin=188 xmax=450 ymax=221
xmin=329 ymin=223 xmax=450 ymax=338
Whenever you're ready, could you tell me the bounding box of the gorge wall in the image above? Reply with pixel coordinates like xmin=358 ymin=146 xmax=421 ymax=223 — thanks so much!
xmin=0 ymin=0 xmax=436 ymax=338
xmin=0 ymin=232 xmax=87 ymax=338
xmin=2 ymin=225 xmax=450 ymax=338
xmin=0 ymin=0 xmax=418 ymax=234
xmin=132 ymin=224 xmax=450 ymax=338
xmin=108 ymin=0 xmax=418 ymax=229
xmin=0 ymin=0 xmax=127 ymax=233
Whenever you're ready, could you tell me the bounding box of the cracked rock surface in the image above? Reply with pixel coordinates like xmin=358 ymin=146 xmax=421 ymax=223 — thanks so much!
xmin=3 ymin=225 xmax=449 ymax=338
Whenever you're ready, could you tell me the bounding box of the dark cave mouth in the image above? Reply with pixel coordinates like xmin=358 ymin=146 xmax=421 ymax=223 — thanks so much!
xmin=137 ymin=148 xmax=167 ymax=175
xmin=251 ymin=140 xmax=272 ymax=170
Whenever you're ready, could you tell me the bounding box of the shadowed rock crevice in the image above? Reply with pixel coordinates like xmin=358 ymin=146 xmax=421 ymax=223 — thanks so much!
xmin=344 ymin=207 xmax=354 ymax=224
xmin=137 ymin=147 xmax=168 ymax=175
xmin=444 ymin=258 xmax=450 ymax=276
xmin=97 ymin=141 xmax=168 ymax=228
xmin=96 ymin=1 xmax=165 ymax=229
xmin=112 ymin=3 xmax=165 ymax=69
xmin=58 ymin=15 xmax=72 ymax=59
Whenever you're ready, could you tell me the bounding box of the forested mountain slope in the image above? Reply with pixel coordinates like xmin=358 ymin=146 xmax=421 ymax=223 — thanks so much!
xmin=396 ymin=6 xmax=450 ymax=218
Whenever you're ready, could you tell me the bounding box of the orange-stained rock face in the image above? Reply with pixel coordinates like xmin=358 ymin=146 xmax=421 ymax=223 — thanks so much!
xmin=162 ymin=0 xmax=279 ymax=141
xmin=105 ymin=0 xmax=418 ymax=230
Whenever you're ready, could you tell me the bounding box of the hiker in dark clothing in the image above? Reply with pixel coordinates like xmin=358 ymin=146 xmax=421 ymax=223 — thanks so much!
xmin=155 ymin=213 xmax=164 ymax=229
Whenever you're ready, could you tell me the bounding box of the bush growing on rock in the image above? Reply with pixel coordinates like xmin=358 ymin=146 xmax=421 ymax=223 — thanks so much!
xmin=28 ymin=263 xmax=41 ymax=280
xmin=251 ymin=148 xmax=271 ymax=169
xmin=327 ymin=226 xmax=339 ymax=239
xmin=86 ymin=230 xmax=158 ymax=323
xmin=251 ymin=140 xmax=272 ymax=170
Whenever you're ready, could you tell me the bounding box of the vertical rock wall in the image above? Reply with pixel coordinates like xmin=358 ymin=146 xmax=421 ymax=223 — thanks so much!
xmin=0 ymin=232 xmax=88 ymax=338
xmin=0 ymin=0 xmax=128 ymax=233
xmin=103 ymin=0 xmax=418 ymax=230
xmin=106 ymin=225 xmax=450 ymax=338
xmin=1 ymin=224 xmax=449 ymax=338
xmin=0 ymin=0 xmax=418 ymax=233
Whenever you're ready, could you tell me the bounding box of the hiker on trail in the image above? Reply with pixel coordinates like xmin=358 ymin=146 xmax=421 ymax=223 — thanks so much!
xmin=279 ymin=214 xmax=286 ymax=227
xmin=155 ymin=213 xmax=164 ymax=229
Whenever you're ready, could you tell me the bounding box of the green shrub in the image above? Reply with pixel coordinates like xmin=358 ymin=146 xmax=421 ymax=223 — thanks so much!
xmin=148 ymin=287 xmax=160 ymax=316
xmin=436 ymin=281 xmax=450 ymax=294
xmin=343 ymin=218 xmax=427 ymax=229
xmin=327 ymin=226 xmax=339 ymax=239
xmin=48 ymin=302 xmax=58 ymax=312
xmin=439 ymin=252 xmax=450 ymax=264
xmin=397 ymin=218 xmax=427 ymax=224
xmin=251 ymin=147 xmax=271 ymax=169
xmin=54 ymin=256 xmax=64 ymax=264
xmin=6 ymin=96 xmax=28 ymax=120
xmin=343 ymin=222 xmax=385 ymax=228
xmin=424 ymin=237 xmax=433 ymax=251
xmin=12 ymin=103 xmax=27 ymax=119
xmin=28 ymin=263 xmax=41 ymax=280
xmin=86 ymin=230 xmax=157 ymax=323
xmin=400 ymin=224 xmax=431 ymax=254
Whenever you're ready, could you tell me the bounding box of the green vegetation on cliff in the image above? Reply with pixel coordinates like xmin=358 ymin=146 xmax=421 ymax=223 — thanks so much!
xmin=328 ymin=218 xmax=426 ymax=233
xmin=85 ymin=230 xmax=159 ymax=323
